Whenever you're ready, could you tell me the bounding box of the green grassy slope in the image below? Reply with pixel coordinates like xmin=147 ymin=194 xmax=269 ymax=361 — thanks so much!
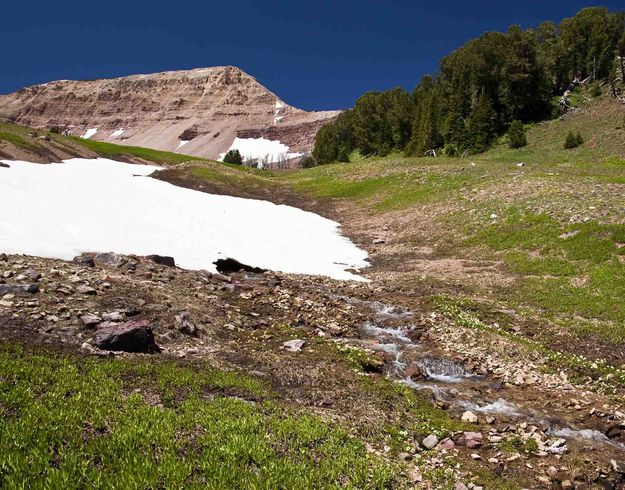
xmin=0 ymin=121 xmax=206 ymax=166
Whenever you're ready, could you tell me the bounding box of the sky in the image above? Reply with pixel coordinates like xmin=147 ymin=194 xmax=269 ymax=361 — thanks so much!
xmin=1 ymin=1 xmax=622 ymax=111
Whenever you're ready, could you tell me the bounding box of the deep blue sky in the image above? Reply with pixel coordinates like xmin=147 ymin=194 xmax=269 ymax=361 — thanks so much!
xmin=1 ymin=1 xmax=622 ymax=110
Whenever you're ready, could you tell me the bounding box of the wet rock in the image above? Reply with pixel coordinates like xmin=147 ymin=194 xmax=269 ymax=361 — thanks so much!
xmin=72 ymin=255 xmax=95 ymax=267
xmin=93 ymin=320 xmax=160 ymax=353
xmin=421 ymin=434 xmax=439 ymax=449
xmin=94 ymin=252 xmax=127 ymax=269
xmin=0 ymin=283 xmax=39 ymax=295
xmin=461 ymin=410 xmax=478 ymax=423
xmin=146 ymin=254 xmax=176 ymax=267
xmin=214 ymin=257 xmax=265 ymax=274
xmin=605 ymin=422 xmax=622 ymax=439
xmin=282 ymin=339 xmax=305 ymax=352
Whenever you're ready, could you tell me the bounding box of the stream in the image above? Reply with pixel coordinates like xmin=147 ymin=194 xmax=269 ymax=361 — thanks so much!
xmin=341 ymin=296 xmax=625 ymax=459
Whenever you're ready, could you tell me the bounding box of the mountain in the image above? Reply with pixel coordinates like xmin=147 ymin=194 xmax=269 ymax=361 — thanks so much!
xmin=0 ymin=66 xmax=339 ymax=162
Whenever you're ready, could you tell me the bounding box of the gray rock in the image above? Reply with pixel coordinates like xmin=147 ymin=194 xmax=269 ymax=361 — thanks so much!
xmin=102 ymin=311 xmax=124 ymax=322
xmin=0 ymin=253 xmax=7 ymax=261
xmin=175 ymin=312 xmax=197 ymax=336
xmin=421 ymin=434 xmax=439 ymax=450
xmin=0 ymin=283 xmax=39 ymax=295
xmin=81 ymin=314 xmax=101 ymax=328
xmin=93 ymin=320 xmax=160 ymax=353
xmin=94 ymin=252 xmax=127 ymax=269
xmin=461 ymin=410 xmax=478 ymax=423
xmin=282 ymin=339 xmax=305 ymax=352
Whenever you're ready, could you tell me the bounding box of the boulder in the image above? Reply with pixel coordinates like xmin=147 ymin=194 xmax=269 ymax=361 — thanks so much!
xmin=0 ymin=162 xmax=9 ymax=168
xmin=459 ymin=431 xmax=483 ymax=448
xmin=0 ymin=253 xmax=7 ymax=261
xmin=72 ymin=254 xmax=95 ymax=267
xmin=146 ymin=254 xmax=176 ymax=267
xmin=94 ymin=252 xmax=127 ymax=269
xmin=214 ymin=257 xmax=266 ymax=274
xmin=461 ymin=410 xmax=478 ymax=423
xmin=93 ymin=320 xmax=160 ymax=353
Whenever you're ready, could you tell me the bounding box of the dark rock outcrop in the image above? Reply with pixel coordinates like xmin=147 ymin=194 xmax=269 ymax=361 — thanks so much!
xmin=93 ymin=320 xmax=160 ymax=353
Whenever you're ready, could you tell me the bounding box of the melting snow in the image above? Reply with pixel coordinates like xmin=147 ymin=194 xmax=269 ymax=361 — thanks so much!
xmin=177 ymin=140 xmax=189 ymax=150
xmin=111 ymin=129 xmax=124 ymax=138
xmin=219 ymin=137 xmax=302 ymax=166
xmin=273 ymin=115 xmax=284 ymax=125
xmin=0 ymin=158 xmax=369 ymax=281
xmin=82 ymin=128 xmax=98 ymax=139
xmin=275 ymin=100 xmax=286 ymax=109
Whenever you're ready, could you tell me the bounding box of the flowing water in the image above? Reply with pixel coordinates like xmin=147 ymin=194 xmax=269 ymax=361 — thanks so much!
xmin=344 ymin=296 xmax=625 ymax=457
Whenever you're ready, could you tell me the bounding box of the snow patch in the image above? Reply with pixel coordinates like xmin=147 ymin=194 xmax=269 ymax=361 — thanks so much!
xmin=275 ymin=99 xmax=286 ymax=109
xmin=177 ymin=140 xmax=189 ymax=150
xmin=273 ymin=115 xmax=284 ymax=125
xmin=111 ymin=129 xmax=124 ymax=138
xmin=82 ymin=128 xmax=98 ymax=139
xmin=219 ymin=137 xmax=302 ymax=167
xmin=0 ymin=158 xmax=369 ymax=281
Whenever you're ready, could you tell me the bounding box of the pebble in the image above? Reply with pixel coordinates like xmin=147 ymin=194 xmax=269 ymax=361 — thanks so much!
xmin=421 ymin=434 xmax=439 ymax=450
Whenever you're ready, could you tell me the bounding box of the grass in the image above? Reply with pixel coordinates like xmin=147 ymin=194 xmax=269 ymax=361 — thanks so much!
xmin=0 ymin=344 xmax=396 ymax=489
xmin=70 ymin=137 xmax=206 ymax=166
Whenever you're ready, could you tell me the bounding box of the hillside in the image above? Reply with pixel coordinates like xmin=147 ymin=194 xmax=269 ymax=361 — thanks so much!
xmin=2 ymin=88 xmax=625 ymax=488
xmin=0 ymin=66 xmax=338 ymax=163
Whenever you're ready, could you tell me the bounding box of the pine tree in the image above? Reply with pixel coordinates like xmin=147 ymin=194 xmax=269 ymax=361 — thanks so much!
xmin=618 ymin=31 xmax=625 ymax=79
xmin=467 ymin=93 xmax=497 ymax=152
xmin=507 ymin=120 xmax=527 ymax=148
xmin=223 ymin=149 xmax=243 ymax=165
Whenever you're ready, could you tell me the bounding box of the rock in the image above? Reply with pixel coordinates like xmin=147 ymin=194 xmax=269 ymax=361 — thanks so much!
xmin=516 ymin=162 xmax=525 ymax=167
xmin=490 ymin=213 xmax=498 ymax=220
xmin=455 ymin=484 xmax=469 ymax=490
xmin=94 ymin=252 xmax=127 ymax=269
xmin=24 ymin=269 xmax=42 ymax=281
xmin=146 ymin=254 xmax=176 ymax=267
xmin=72 ymin=255 xmax=95 ymax=267
xmin=439 ymin=437 xmax=455 ymax=450
xmin=421 ymin=434 xmax=439 ymax=450
xmin=460 ymin=431 xmax=483 ymax=449
xmin=80 ymin=342 xmax=95 ymax=354
xmin=461 ymin=410 xmax=478 ymax=423
xmin=81 ymin=314 xmax=101 ymax=328
xmin=93 ymin=320 xmax=160 ymax=353
xmin=102 ymin=311 xmax=124 ymax=322
xmin=0 ymin=253 xmax=7 ymax=261
xmin=0 ymin=283 xmax=39 ymax=295
xmin=546 ymin=466 xmax=558 ymax=479
xmin=0 ymin=162 xmax=8 ymax=169
xmin=282 ymin=339 xmax=305 ymax=352
xmin=174 ymin=312 xmax=198 ymax=336
xmin=214 ymin=257 xmax=266 ymax=274
xmin=76 ymin=285 xmax=97 ymax=295
xmin=605 ymin=422 xmax=622 ymax=439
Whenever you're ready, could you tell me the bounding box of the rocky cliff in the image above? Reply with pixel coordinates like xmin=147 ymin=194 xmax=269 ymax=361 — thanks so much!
xmin=0 ymin=66 xmax=338 ymax=161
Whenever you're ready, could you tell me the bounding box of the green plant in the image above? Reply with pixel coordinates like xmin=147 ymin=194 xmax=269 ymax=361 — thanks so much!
xmin=564 ymin=130 xmax=584 ymax=149
xmin=223 ymin=149 xmax=243 ymax=165
xmin=507 ymin=120 xmax=527 ymax=149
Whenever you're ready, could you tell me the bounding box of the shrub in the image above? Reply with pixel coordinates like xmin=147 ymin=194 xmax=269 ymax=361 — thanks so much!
xmin=564 ymin=130 xmax=584 ymax=149
xmin=223 ymin=149 xmax=243 ymax=165
xmin=507 ymin=120 xmax=527 ymax=149
xmin=590 ymin=82 xmax=602 ymax=97
xmin=299 ymin=154 xmax=315 ymax=168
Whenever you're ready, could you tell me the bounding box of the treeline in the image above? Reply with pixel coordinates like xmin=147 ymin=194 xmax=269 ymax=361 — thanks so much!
xmin=313 ymin=7 xmax=625 ymax=163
